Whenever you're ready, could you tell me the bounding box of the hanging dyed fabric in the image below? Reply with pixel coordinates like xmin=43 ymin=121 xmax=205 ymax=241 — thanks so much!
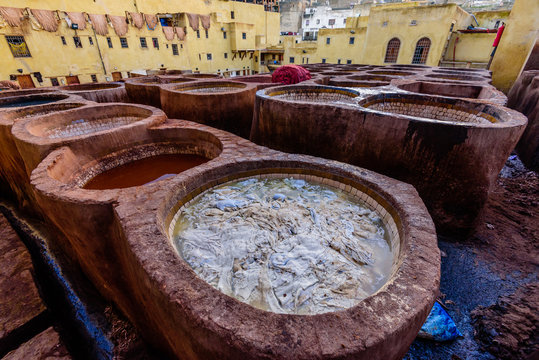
xmin=0 ymin=7 xmax=24 ymax=27
xmin=187 ymin=13 xmax=199 ymax=31
xmin=144 ymin=13 xmax=158 ymax=30
xmin=130 ymin=12 xmax=144 ymax=29
xmin=200 ymin=14 xmax=211 ymax=30
xmin=89 ymin=14 xmax=108 ymax=35
xmin=109 ymin=15 xmax=128 ymax=36
xmin=29 ymin=9 xmax=59 ymax=32
xmin=66 ymin=12 xmax=86 ymax=30
xmin=175 ymin=26 xmax=186 ymax=41
xmin=162 ymin=26 xmax=175 ymax=41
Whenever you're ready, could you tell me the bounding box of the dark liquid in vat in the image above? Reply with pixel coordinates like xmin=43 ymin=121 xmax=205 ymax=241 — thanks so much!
xmin=0 ymin=98 xmax=59 ymax=108
xmin=84 ymin=154 xmax=209 ymax=189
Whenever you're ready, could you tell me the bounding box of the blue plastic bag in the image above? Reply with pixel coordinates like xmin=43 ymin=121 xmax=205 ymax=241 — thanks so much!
xmin=417 ymin=302 xmax=462 ymax=341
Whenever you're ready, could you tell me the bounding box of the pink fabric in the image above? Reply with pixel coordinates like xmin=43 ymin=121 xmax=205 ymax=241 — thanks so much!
xmin=271 ymin=65 xmax=311 ymax=85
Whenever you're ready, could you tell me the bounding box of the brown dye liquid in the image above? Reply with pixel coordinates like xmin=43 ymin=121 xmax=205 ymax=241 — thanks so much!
xmin=84 ymin=154 xmax=209 ymax=190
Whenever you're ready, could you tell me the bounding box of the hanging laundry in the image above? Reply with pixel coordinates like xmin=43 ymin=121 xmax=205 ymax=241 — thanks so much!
xmin=29 ymin=9 xmax=59 ymax=32
xmin=144 ymin=13 xmax=158 ymax=30
xmin=0 ymin=7 xmax=24 ymax=27
xmin=187 ymin=13 xmax=199 ymax=31
xmin=162 ymin=26 xmax=175 ymax=41
xmin=89 ymin=14 xmax=108 ymax=35
xmin=200 ymin=14 xmax=211 ymax=30
xmin=175 ymin=27 xmax=186 ymax=41
xmin=130 ymin=12 xmax=144 ymax=29
xmin=66 ymin=12 xmax=86 ymax=30
xmin=109 ymin=15 xmax=128 ymax=36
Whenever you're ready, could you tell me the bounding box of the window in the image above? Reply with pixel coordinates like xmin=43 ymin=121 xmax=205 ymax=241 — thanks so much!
xmin=73 ymin=36 xmax=82 ymax=48
xmin=198 ymin=54 xmax=201 ymax=60
xmin=322 ymin=58 xmax=326 ymax=63
xmin=326 ymin=37 xmax=330 ymax=45
xmin=412 ymin=37 xmax=431 ymax=64
xmin=337 ymin=59 xmax=341 ymax=64
xmin=50 ymin=77 xmax=59 ymax=86
xmin=349 ymin=37 xmax=354 ymax=45
xmin=242 ymin=32 xmax=246 ymax=39
xmin=172 ymin=44 xmax=179 ymax=55
xmin=306 ymin=20 xmax=310 ymax=26
xmin=61 ymin=36 xmax=67 ymax=45
xmin=347 ymin=60 xmax=352 ymax=64
xmin=343 ymin=18 xmax=346 ymax=24
xmin=231 ymin=11 xmax=235 ymax=19
xmin=207 ymin=53 xmax=212 ymax=60
xmin=140 ymin=37 xmax=147 ymax=48
xmin=120 ymin=37 xmax=128 ymax=48
xmin=384 ymin=38 xmax=400 ymax=63
xmin=410 ymin=20 xmax=417 ymax=26
xmin=382 ymin=21 xmax=388 ymax=27
xmin=223 ymin=31 xmax=227 ymax=39
xmin=224 ymin=52 xmax=228 ymax=59
xmin=205 ymin=30 xmax=209 ymax=38
xmin=5 ymin=36 xmax=31 ymax=57
xmin=328 ymin=19 xmax=335 ymax=26
xmin=289 ymin=56 xmax=294 ymax=63
xmin=255 ymin=56 xmax=258 ymax=62
xmin=88 ymin=36 xmax=94 ymax=45
xmin=152 ymin=37 xmax=159 ymax=49
xmin=107 ymin=37 xmax=113 ymax=48
xmin=91 ymin=74 xmax=98 ymax=82
xmin=196 ymin=30 xmax=200 ymax=38
xmin=316 ymin=19 xmax=320 ymax=24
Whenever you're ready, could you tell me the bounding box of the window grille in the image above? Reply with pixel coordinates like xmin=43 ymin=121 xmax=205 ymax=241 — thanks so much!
xmin=412 ymin=37 xmax=431 ymax=64
xmin=120 ymin=37 xmax=128 ymax=48
xmin=384 ymin=38 xmax=400 ymax=63
xmin=172 ymin=44 xmax=179 ymax=55
xmin=5 ymin=36 xmax=31 ymax=57
xmin=140 ymin=37 xmax=147 ymax=48
xmin=73 ymin=36 xmax=82 ymax=48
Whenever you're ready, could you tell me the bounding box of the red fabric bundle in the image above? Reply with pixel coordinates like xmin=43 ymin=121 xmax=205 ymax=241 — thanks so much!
xmin=271 ymin=65 xmax=311 ymax=85
xmin=492 ymin=25 xmax=505 ymax=47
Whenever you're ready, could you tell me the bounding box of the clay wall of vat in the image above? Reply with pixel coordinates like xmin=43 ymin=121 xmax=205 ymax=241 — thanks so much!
xmin=507 ymin=70 xmax=539 ymax=170
xmin=58 ymin=83 xmax=129 ymax=103
xmin=251 ymin=87 xmax=527 ymax=233
xmin=160 ymin=81 xmax=257 ymax=138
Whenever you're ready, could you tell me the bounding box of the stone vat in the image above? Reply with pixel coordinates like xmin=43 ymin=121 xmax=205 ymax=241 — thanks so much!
xmin=0 ymin=88 xmax=57 ymax=98
xmin=11 ymin=103 xmax=166 ymax=176
xmin=232 ymin=75 xmax=278 ymax=90
xmin=507 ymin=70 xmax=539 ymax=170
xmin=366 ymin=70 xmax=417 ymax=77
xmin=0 ymin=101 xmax=89 ymax=209
xmin=58 ymin=82 xmax=129 ymax=103
xmin=160 ymin=80 xmax=258 ymax=138
xmin=183 ymin=73 xmax=222 ymax=80
xmin=124 ymin=76 xmax=195 ymax=107
xmin=32 ymin=131 xmax=439 ymax=358
xmin=0 ymin=93 xmax=72 ymax=109
xmin=251 ymin=86 xmax=528 ymax=233
xmin=423 ymin=73 xmax=490 ymax=84
xmin=392 ymin=79 xmax=507 ymax=105
xmin=348 ymin=74 xmax=397 ymax=82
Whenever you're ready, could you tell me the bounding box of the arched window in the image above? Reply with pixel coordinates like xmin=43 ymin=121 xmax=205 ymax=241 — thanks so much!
xmin=384 ymin=38 xmax=400 ymax=63
xmin=412 ymin=37 xmax=431 ymax=64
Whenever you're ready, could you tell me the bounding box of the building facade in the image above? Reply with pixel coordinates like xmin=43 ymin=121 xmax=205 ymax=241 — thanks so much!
xmin=0 ymin=0 xmax=280 ymax=88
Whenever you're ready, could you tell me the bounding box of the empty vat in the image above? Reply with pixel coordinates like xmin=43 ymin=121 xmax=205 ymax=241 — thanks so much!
xmin=58 ymin=82 xmax=128 ymax=103
xmin=160 ymin=81 xmax=257 ymax=138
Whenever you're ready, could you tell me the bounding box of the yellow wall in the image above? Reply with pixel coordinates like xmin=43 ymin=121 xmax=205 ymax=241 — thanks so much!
xmin=473 ymin=10 xmax=510 ymax=28
xmin=490 ymin=0 xmax=539 ymax=92
xmin=281 ymin=3 xmax=474 ymax=67
xmin=444 ymin=32 xmax=496 ymax=63
xmin=0 ymin=0 xmax=280 ymax=86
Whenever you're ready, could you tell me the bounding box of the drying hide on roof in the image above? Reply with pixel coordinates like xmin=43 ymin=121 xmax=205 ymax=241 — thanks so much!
xmin=187 ymin=13 xmax=199 ymax=31
xmin=89 ymin=13 xmax=108 ymax=35
xmin=144 ymin=13 xmax=158 ymax=30
xmin=175 ymin=26 xmax=186 ymax=41
xmin=200 ymin=14 xmax=211 ymax=30
xmin=29 ymin=9 xmax=59 ymax=32
xmin=109 ymin=15 xmax=128 ymax=36
xmin=162 ymin=26 xmax=175 ymax=41
xmin=130 ymin=12 xmax=144 ymax=29
xmin=66 ymin=12 xmax=86 ymax=30
xmin=0 ymin=7 xmax=24 ymax=27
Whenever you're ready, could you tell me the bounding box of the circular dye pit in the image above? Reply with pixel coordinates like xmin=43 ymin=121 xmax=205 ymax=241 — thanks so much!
xmin=328 ymin=78 xmax=390 ymax=88
xmin=348 ymin=74 xmax=396 ymax=82
xmin=83 ymin=154 xmax=209 ymax=189
xmin=183 ymin=73 xmax=221 ymax=79
xmin=367 ymin=70 xmax=415 ymax=76
xmin=0 ymin=88 xmax=56 ymax=99
xmin=176 ymin=82 xmax=246 ymax=94
xmin=267 ymin=85 xmax=359 ymax=105
xmin=0 ymin=102 xmax=85 ymax=123
xmin=0 ymin=94 xmax=70 ymax=109
xmin=424 ymin=73 xmax=486 ymax=82
xmin=171 ymin=176 xmax=393 ymax=315
xmin=360 ymin=94 xmax=497 ymax=124
xmin=58 ymin=83 xmax=123 ymax=92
